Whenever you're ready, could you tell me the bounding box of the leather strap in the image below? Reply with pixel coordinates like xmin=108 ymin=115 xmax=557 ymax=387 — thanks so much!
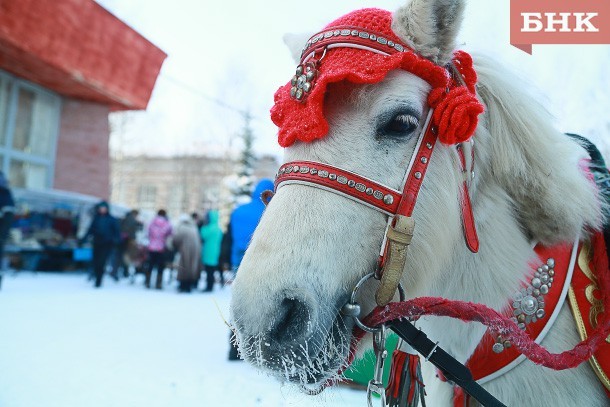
xmin=388 ymin=319 xmax=507 ymax=407
xmin=300 ymin=25 xmax=410 ymax=62
xmin=376 ymin=215 xmax=415 ymax=306
xmin=275 ymin=161 xmax=401 ymax=216
xmin=395 ymin=123 xmax=437 ymax=217
xmin=457 ymin=144 xmax=479 ymax=253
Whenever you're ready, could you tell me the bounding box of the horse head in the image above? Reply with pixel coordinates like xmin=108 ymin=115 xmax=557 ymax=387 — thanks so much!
xmin=230 ymin=0 xmax=605 ymax=398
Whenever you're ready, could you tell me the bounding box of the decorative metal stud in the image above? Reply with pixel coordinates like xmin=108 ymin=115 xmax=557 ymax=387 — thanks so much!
xmin=310 ymin=168 xmax=318 ymax=175
xmin=347 ymin=180 xmax=356 ymax=188
xmin=509 ymin=257 xmax=555 ymax=337
xmin=290 ymin=61 xmax=319 ymax=102
xmin=355 ymin=183 xmax=366 ymax=192
xmin=365 ymin=187 xmax=374 ymax=195
xmin=492 ymin=342 xmax=505 ymax=354
xmin=383 ymin=194 xmax=394 ymax=205
xmin=421 ymin=157 xmax=428 ymax=164
xmin=414 ymin=172 xmax=422 ymax=179
xmin=373 ymin=191 xmax=383 ymax=200
xmin=426 ymin=142 xmax=433 ymax=149
xmin=492 ymin=335 xmax=511 ymax=353
xmin=300 ymin=166 xmax=309 ymax=174
xmin=329 ymin=173 xmax=337 ymax=180
xmin=302 ymin=30 xmax=410 ymax=61
xmin=318 ymin=170 xmax=329 ymax=178
xmin=293 ymin=165 xmax=300 ymax=172
xmin=337 ymin=176 xmax=348 ymax=185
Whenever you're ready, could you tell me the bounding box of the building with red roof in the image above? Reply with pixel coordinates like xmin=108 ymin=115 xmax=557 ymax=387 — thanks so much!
xmin=0 ymin=0 xmax=166 ymax=198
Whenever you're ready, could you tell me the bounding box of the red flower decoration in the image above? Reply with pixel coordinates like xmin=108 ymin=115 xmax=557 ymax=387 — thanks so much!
xmin=427 ymin=86 xmax=484 ymax=145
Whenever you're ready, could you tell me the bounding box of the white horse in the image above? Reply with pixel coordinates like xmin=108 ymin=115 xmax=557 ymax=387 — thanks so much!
xmin=230 ymin=0 xmax=608 ymax=405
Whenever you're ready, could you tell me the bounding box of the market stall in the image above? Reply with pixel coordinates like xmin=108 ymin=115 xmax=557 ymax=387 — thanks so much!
xmin=6 ymin=188 xmax=129 ymax=271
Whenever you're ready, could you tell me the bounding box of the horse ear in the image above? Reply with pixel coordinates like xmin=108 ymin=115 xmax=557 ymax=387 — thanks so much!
xmin=392 ymin=0 xmax=465 ymax=65
xmin=283 ymin=32 xmax=313 ymax=64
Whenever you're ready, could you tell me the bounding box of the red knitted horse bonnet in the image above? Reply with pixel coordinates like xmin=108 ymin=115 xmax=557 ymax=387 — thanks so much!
xmin=271 ymin=8 xmax=484 ymax=148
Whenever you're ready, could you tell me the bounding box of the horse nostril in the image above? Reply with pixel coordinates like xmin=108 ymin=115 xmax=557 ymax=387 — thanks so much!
xmin=270 ymin=298 xmax=310 ymax=344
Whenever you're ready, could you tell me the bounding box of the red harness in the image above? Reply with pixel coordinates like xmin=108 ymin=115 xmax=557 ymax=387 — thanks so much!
xmin=273 ymin=10 xmax=484 ymax=299
xmin=445 ymin=234 xmax=610 ymax=405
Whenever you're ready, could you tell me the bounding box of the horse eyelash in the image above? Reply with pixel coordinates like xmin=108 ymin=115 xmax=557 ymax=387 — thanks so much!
xmin=394 ymin=114 xmax=418 ymax=125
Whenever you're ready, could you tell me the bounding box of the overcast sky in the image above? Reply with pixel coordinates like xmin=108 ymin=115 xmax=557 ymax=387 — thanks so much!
xmin=96 ymin=0 xmax=610 ymax=159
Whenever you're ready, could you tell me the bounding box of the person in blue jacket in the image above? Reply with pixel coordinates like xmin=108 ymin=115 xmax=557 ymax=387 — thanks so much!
xmin=226 ymin=178 xmax=273 ymax=361
xmin=230 ymin=178 xmax=274 ymax=270
xmin=81 ymin=201 xmax=120 ymax=288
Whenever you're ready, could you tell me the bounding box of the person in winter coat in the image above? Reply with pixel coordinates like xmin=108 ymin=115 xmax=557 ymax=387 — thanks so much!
xmin=111 ymin=209 xmax=142 ymax=279
xmin=80 ymin=201 xmax=121 ymax=288
xmin=0 ymin=172 xmax=14 ymax=290
xmin=146 ymin=209 xmax=172 ymax=289
xmin=230 ymin=179 xmax=274 ymax=268
xmin=226 ymin=179 xmax=273 ymax=361
xmin=172 ymin=214 xmax=201 ymax=293
xmin=219 ymin=221 xmax=233 ymax=278
xmin=200 ymin=210 xmax=223 ymax=292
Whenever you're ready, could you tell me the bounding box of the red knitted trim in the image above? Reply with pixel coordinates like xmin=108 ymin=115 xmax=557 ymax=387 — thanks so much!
xmin=272 ymin=49 xmax=451 ymax=147
xmin=271 ymin=8 xmax=484 ymax=148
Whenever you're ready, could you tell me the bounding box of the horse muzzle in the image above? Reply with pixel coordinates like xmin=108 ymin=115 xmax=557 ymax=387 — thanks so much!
xmin=232 ymin=292 xmax=354 ymax=384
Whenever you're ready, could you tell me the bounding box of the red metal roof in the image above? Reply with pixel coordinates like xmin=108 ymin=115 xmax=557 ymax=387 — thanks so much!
xmin=0 ymin=0 xmax=167 ymax=110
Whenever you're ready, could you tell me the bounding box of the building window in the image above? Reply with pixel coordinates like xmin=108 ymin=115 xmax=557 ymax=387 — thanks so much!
xmin=138 ymin=185 xmax=157 ymax=212
xmin=168 ymin=184 xmax=185 ymax=217
xmin=0 ymin=70 xmax=61 ymax=189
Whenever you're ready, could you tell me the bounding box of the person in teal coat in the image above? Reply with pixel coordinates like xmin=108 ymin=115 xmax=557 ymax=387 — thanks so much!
xmin=200 ymin=210 xmax=223 ymax=292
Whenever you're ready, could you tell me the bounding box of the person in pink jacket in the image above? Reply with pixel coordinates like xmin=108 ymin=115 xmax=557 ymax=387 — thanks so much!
xmin=146 ymin=209 xmax=172 ymax=289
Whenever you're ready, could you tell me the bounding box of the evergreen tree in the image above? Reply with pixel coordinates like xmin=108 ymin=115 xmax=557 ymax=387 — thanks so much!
xmin=235 ymin=111 xmax=255 ymax=197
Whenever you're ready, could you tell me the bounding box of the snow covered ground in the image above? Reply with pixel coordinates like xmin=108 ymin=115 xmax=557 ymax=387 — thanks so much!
xmin=0 ymin=272 xmax=365 ymax=407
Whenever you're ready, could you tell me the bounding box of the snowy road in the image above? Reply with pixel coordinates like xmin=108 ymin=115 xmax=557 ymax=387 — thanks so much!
xmin=0 ymin=272 xmax=364 ymax=407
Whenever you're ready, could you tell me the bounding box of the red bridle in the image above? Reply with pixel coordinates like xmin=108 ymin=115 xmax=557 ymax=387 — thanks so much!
xmin=274 ymin=108 xmax=479 ymax=305
xmin=272 ymin=22 xmax=482 ymax=306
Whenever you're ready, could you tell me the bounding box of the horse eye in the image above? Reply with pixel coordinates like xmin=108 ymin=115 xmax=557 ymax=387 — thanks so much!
xmin=379 ymin=113 xmax=419 ymax=137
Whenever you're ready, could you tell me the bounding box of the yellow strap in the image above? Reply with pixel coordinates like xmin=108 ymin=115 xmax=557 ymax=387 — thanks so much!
xmin=375 ymin=215 xmax=415 ymax=307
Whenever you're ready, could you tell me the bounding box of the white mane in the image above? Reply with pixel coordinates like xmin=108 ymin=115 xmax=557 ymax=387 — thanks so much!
xmin=414 ymin=51 xmax=606 ymax=406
